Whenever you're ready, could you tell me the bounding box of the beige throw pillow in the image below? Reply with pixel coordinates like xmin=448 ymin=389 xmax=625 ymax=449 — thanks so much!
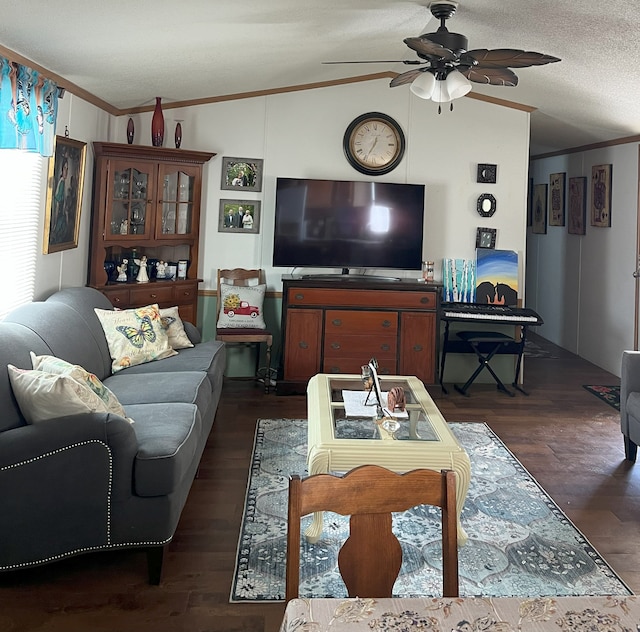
xmin=94 ymin=303 xmax=177 ymax=373
xmin=159 ymin=306 xmax=194 ymax=350
xmin=8 ymin=365 xmax=121 ymax=424
xmin=30 ymin=352 xmax=128 ymax=419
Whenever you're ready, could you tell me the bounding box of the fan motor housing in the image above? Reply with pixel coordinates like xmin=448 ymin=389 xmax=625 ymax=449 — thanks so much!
xmin=422 ymin=30 xmax=468 ymax=55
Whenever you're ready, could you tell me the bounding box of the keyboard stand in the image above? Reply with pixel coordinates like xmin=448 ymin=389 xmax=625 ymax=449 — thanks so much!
xmin=440 ymin=320 xmax=531 ymax=396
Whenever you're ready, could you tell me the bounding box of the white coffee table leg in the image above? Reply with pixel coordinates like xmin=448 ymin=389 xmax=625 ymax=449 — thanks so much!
xmin=304 ymin=446 xmax=330 ymax=543
xmin=452 ymin=454 xmax=471 ymax=546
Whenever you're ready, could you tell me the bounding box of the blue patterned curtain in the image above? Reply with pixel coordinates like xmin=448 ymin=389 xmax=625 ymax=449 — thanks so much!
xmin=0 ymin=57 xmax=58 ymax=156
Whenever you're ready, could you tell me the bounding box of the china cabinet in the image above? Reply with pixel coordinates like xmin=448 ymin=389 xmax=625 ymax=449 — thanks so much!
xmin=88 ymin=142 xmax=215 ymax=324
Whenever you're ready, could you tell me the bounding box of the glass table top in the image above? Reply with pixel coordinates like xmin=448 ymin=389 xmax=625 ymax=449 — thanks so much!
xmin=327 ymin=376 xmax=438 ymax=442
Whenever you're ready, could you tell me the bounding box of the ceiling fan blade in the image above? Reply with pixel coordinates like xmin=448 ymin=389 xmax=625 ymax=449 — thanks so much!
xmin=322 ymin=60 xmax=423 ymax=65
xmin=464 ymin=49 xmax=561 ymax=69
xmin=460 ymin=66 xmax=519 ymax=86
xmin=389 ymin=68 xmax=425 ymax=88
xmin=404 ymin=36 xmax=457 ymax=61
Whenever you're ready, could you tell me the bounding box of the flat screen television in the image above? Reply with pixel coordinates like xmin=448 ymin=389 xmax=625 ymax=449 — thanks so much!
xmin=273 ymin=177 xmax=425 ymax=273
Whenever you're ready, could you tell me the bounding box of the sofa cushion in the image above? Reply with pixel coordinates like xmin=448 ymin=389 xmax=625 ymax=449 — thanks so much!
xmin=30 ymin=353 xmax=127 ymax=419
xmin=123 ymin=402 xmax=202 ymax=497
xmin=105 ymin=370 xmax=212 ymax=416
xmin=217 ymin=282 xmax=266 ymax=329
xmin=160 ymin=306 xmax=194 ymax=350
xmin=8 ymin=365 xmax=122 ymax=424
xmin=95 ymin=304 xmax=176 ymax=373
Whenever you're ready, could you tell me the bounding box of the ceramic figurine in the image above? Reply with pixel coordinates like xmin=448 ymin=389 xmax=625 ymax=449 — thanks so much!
xmin=387 ymin=386 xmax=406 ymax=412
xmin=135 ymin=256 xmax=149 ymax=283
xmin=156 ymin=260 xmax=166 ymax=279
xmin=116 ymin=259 xmax=128 ymax=282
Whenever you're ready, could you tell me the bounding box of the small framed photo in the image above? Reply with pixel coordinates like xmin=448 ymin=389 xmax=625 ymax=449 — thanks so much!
xmin=43 ymin=135 xmax=87 ymax=253
xmin=532 ymin=183 xmax=548 ymax=234
xmin=591 ymin=163 xmax=612 ymax=227
xmin=549 ymin=172 xmax=566 ymax=226
xmin=220 ymin=157 xmax=263 ymax=192
xmin=476 ymin=227 xmax=497 ymax=249
xmin=568 ymin=176 xmax=587 ymax=235
xmin=218 ymin=199 xmax=261 ymax=234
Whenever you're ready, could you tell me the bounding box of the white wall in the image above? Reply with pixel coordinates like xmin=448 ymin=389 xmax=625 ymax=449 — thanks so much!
xmin=528 ymin=143 xmax=638 ymax=376
xmin=113 ymin=79 xmax=532 ymax=294
xmin=33 ymin=94 xmax=112 ymax=300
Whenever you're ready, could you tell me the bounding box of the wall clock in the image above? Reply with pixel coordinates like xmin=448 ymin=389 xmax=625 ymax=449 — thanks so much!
xmin=477 ymin=193 xmax=497 ymax=217
xmin=343 ymin=112 xmax=406 ymax=176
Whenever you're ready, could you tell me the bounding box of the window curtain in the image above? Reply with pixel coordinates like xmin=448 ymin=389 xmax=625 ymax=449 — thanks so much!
xmin=0 ymin=57 xmax=58 ymax=157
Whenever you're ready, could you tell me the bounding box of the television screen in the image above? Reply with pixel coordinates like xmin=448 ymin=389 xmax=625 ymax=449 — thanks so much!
xmin=273 ymin=177 xmax=425 ymax=271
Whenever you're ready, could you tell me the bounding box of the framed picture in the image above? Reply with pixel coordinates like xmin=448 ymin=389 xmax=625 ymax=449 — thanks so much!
xmin=476 ymin=227 xmax=497 ymax=249
xmin=591 ymin=164 xmax=612 ymax=227
xmin=220 ymin=157 xmax=263 ymax=192
xmin=568 ymin=176 xmax=587 ymax=235
xmin=549 ymin=172 xmax=566 ymax=226
xmin=218 ymin=199 xmax=261 ymax=234
xmin=532 ymin=183 xmax=547 ymax=234
xmin=43 ymin=135 xmax=87 ymax=253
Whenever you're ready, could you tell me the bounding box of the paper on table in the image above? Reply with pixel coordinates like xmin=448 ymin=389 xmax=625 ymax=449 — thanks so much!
xmin=342 ymin=390 xmax=408 ymax=418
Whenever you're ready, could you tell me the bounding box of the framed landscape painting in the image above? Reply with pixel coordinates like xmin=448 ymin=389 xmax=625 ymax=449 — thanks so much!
xmin=568 ymin=176 xmax=587 ymax=235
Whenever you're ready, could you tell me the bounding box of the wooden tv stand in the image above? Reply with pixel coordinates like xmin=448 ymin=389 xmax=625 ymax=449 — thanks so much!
xmin=278 ymin=275 xmax=441 ymax=394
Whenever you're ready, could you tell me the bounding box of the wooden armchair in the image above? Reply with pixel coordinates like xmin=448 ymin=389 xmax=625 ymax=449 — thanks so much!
xmin=216 ymin=268 xmax=273 ymax=393
xmin=286 ymin=464 xmax=459 ymax=600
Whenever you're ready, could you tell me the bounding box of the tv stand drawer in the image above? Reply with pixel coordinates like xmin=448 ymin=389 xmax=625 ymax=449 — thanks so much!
xmin=288 ymin=287 xmax=435 ymax=310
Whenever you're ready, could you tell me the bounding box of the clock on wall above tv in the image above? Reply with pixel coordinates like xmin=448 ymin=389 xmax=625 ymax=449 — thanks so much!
xmin=272 ymin=177 xmax=425 ymax=274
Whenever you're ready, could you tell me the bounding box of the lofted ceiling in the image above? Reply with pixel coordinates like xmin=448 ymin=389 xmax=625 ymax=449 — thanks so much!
xmin=1 ymin=0 xmax=639 ymax=156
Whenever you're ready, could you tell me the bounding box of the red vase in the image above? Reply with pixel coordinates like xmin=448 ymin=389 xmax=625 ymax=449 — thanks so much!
xmin=126 ymin=117 xmax=134 ymax=144
xmin=174 ymin=121 xmax=182 ymax=149
xmin=151 ymin=97 xmax=164 ymax=147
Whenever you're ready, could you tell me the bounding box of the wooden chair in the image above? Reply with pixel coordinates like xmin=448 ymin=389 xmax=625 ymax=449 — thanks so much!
xmin=286 ymin=464 xmax=458 ymax=601
xmin=216 ymin=268 xmax=273 ymax=393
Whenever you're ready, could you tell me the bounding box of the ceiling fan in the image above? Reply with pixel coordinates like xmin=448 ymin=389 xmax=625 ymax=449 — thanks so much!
xmin=326 ymin=0 xmax=560 ymax=110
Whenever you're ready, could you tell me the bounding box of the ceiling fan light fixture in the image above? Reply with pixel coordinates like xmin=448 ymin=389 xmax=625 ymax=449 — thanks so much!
xmin=431 ymin=78 xmax=452 ymax=103
xmin=410 ymin=71 xmax=437 ymax=99
xmin=445 ymin=69 xmax=472 ymax=99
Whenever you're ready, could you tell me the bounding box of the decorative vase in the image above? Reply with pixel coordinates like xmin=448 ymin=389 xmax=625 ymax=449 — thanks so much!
xmin=174 ymin=121 xmax=182 ymax=149
xmin=151 ymin=97 xmax=164 ymax=147
xmin=126 ymin=118 xmax=135 ymax=144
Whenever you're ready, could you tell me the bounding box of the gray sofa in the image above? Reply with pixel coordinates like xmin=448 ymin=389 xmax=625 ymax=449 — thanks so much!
xmin=0 ymin=286 xmax=225 ymax=582
xmin=621 ymin=350 xmax=640 ymax=462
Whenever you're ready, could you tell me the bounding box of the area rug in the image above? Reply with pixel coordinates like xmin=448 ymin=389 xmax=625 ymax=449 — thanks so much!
xmin=583 ymin=385 xmax=620 ymax=411
xmin=231 ymin=419 xmax=631 ymax=602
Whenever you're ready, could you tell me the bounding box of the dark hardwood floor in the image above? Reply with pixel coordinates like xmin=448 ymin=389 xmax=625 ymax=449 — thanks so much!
xmin=1 ymin=333 xmax=638 ymax=632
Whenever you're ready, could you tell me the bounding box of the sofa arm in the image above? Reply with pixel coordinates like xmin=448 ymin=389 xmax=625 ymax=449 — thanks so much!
xmin=621 ymin=351 xmax=640 ymax=433
xmin=0 ymin=414 xmax=138 ymax=570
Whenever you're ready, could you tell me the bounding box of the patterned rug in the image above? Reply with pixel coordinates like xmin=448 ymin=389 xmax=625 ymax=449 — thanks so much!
xmin=231 ymin=419 xmax=631 ymax=602
xmin=583 ymin=385 xmax=620 ymax=411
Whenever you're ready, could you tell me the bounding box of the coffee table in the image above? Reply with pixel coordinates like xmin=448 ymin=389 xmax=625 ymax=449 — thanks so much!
xmin=306 ymin=373 xmax=470 ymax=545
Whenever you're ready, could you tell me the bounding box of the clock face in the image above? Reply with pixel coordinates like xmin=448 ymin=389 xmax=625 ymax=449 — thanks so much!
xmin=343 ymin=112 xmax=406 ymax=176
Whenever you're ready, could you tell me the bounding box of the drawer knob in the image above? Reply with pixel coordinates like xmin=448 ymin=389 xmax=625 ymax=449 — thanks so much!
xmin=331 ymin=342 xmax=341 ymax=350
xmin=332 ymin=319 xmax=342 ymax=327
xmin=298 ymin=341 xmax=309 ymax=350
xmin=295 ymin=293 xmax=305 ymax=301
xmin=113 ymin=297 xmax=121 ymax=303
xmin=382 ymin=320 xmax=391 ymax=328
xmin=150 ymin=293 xmax=157 ymax=299
xmin=413 ymin=344 xmax=423 ymax=352
xmin=420 ymin=296 xmax=430 ymax=304
xmin=380 ymin=343 xmax=390 ymax=352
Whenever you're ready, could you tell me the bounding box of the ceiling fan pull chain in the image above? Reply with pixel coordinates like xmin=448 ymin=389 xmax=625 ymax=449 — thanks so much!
xmin=438 ymin=104 xmax=442 ymax=114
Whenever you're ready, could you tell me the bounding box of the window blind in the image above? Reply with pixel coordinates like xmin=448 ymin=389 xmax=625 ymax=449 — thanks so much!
xmin=0 ymin=150 xmax=44 ymax=319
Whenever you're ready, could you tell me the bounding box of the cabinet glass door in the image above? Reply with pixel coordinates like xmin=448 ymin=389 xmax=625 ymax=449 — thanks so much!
xmin=158 ymin=165 xmax=197 ymax=238
xmin=106 ymin=161 xmax=153 ymax=239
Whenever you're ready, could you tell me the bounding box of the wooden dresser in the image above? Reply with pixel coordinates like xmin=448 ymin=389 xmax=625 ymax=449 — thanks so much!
xmin=279 ymin=275 xmax=441 ymax=394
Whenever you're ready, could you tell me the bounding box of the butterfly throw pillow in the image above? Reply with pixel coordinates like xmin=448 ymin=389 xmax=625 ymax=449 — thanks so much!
xmin=95 ymin=303 xmax=176 ymax=373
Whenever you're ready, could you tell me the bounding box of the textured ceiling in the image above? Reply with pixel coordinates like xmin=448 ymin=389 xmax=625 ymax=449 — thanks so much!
xmin=1 ymin=0 xmax=639 ymax=155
